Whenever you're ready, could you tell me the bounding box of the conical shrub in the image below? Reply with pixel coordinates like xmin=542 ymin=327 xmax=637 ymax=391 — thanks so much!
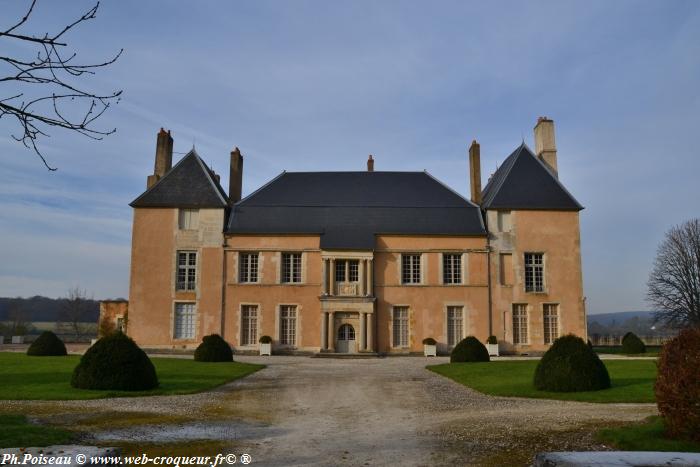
xmin=27 ymin=331 xmax=67 ymax=356
xmin=450 ymin=336 xmax=490 ymax=363
xmin=534 ymin=334 xmax=610 ymax=392
xmin=194 ymin=334 xmax=233 ymax=362
xmin=621 ymin=332 xmax=646 ymax=354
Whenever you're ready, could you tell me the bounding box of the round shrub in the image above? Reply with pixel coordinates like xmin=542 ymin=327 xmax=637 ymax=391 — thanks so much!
xmin=259 ymin=335 xmax=272 ymax=344
xmin=621 ymin=332 xmax=646 ymax=354
xmin=27 ymin=331 xmax=67 ymax=356
xmin=486 ymin=335 xmax=498 ymax=345
xmin=534 ymin=334 xmax=610 ymax=392
xmin=655 ymin=328 xmax=700 ymax=442
xmin=422 ymin=337 xmax=437 ymax=345
xmin=71 ymin=332 xmax=158 ymax=390
xmin=450 ymin=336 xmax=490 ymax=363
xmin=194 ymin=334 xmax=233 ymax=362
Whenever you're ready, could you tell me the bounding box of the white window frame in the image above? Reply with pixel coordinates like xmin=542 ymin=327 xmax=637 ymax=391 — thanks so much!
xmin=524 ymin=252 xmax=545 ymax=293
xmin=173 ymin=302 xmax=196 ymax=340
xmin=401 ymin=254 xmax=421 ymax=284
xmin=543 ymin=303 xmax=559 ymax=344
xmin=443 ymin=253 xmax=463 ymax=285
xmin=279 ymin=305 xmax=297 ymax=346
xmin=512 ymin=304 xmax=528 ymax=345
xmin=239 ymin=252 xmax=259 ymax=283
xmin=178 ymin=208 xmax=199 ymax=230
xmin=392 ymin=306 xmax=410 ymax=348
xmin=240 ymin=304 xmax=258 ymax=346
xmin=281 ymin=252 xmax=302 ymax=283
xmin=176 ymin=251 xmax=197 ymax=291
xmin=446 ymin=306 xmax=464 ymax=346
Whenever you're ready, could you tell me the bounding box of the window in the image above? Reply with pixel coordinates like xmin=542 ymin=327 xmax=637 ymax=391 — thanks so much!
xmin=174 ymin=303 xmax=196 ymax=339
xmin=338 ymin=324 xmax=355 ymax=340
xmin=524 ymin=253 xmax=544 ymax=292
xmin=178 ymin=208 xmax=199 ymax=230
xmin=392 ymin=307 xmax=409 ymax=348
xmin=280 ymin=305 xmax=297 ymax=346
xmin=335 ymin=260 xmax=346 ymax=282
xmin=443 ymin=254 xmax=462 ymax=284
xmin=447 ymin=306 xmax=463 ymax=346
xmin=116 ymin=317 xmax=125 ymax=333
xmin=512 ymin=304 xmax=528 ymax=344
xmin=239 ymin=253 xmax=259 ymax=283
xmin=543 ymin=304 xmax=559 ymax=344
xmin=282 ymin=253 xmax=302 ymax=283
xmin=499 ymin=253 xmax=513 ymax=286
xmin=401 ymin=254 xmax=421 ymax=284
xmin=176 ymin=251 xmax=197 ymax=291
xmin=241 ymin=305 xmax=258 ymax=345
xmin=348 ymin=260 xmax=359 ymax=282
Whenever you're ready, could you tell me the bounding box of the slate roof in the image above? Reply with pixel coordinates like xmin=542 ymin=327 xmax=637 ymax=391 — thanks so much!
xmin=130 ymin=150 xmax=229 ymax=208
xmin=481 ymin=144 xmax=583 ymax=211
xmin=226 ymin=171 xmax=487 ymax=249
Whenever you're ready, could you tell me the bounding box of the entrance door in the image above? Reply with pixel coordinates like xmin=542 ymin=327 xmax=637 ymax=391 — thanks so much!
xmin=336 ymin=324 xmax=356 ymax=353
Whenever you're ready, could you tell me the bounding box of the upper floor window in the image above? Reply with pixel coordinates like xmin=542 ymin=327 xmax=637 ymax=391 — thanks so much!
xmin=401 ymin=254 xmax=421 ymax=284
xmin=174 ymin=302 xmax=196 ymax=339
xmin=443 ymin=254 xmax=462 ymax=284
xmin=176 ymin=251 xmax=197 ymax=291
xmin=282 ymin=253 xmax=302 ymax=283
xmin=543 ymin=304 xmax=559 ymax=344
xmin=239 ymin=252 xmax=259 ymax=283
xmin=280 ymin=305 xmax=297 ymax=346
xmin=335 ymin=259 xmax=359 ymax=282
xmin=497 ymin=210 xmax=511 ymax=232
xmin=512 ymin=304 xmax=528 ymax=345
xmin=178 ymin=208 xmax=199 ymax=230
xmin=524 ymin=253 xmax=544 ymax=292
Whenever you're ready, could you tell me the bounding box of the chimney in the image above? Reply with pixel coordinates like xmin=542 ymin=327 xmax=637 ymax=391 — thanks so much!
xmin=367 ymin=155 xmax=374 ymax=172
xmin=469 ymin=139 xmax=482 ymax=205
xmin=228 ymin=147 xmax=243 ymax=205
xmin=534 ymin=117 xmax=557 ymax=176
xmin=147 ymin=128 xmax=173 ymax=188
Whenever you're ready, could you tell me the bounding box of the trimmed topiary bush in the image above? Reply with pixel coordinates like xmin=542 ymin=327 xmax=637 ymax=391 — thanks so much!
xmin=71 ymin=332 xmax=158 ymax=390
xmin=655 ymin=327 xmax=700 ymax=442
xmin=534 ymin=334 xmax=610 ymax=392
xmin=259 ymin=335 xmax=272 ymax=344
xmin=27 ymin=331 xmax=67 ymax=356
xmin=422 ymin=337 xmax=437 ymax=345
xmin=450 ymin=336 xmax=490 ymax=363
xmin=621 ymin=332 xmax=646 ymax=354
xmin=486 ymin=335 xmax=498 ymax=345
xmin=194 ymin=334 xmax=233 ymax=362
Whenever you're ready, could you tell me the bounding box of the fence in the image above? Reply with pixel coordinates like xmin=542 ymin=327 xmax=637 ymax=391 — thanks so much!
xmin=589 ymin=334 xmax=674 ymax=346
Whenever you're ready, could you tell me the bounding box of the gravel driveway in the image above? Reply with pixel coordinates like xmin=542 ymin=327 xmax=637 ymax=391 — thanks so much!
xmin=3 ymin=356 xmax=657 ymax=466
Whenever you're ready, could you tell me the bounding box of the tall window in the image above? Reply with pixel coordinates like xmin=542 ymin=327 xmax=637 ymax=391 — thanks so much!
xmin=443 ymin=254 xmax=462 ymax=284
xmin=280 ymin=305 xmax=297 ymax=346
xmin=524 ymin=253 xmax=544 ymax=292
xmin=174 ymin=303 xmax=196 ymax=339
xmin=392 ymin=306 xmax=409 ymax=348
xmin=401 ymin=254 xmax=421 ymax=284
xmin=447 ymin=306 xmax=463 ymax=346
xmin=178 ymin=208 xmax=199 ymax=230
xmin=543 ymin=304 xmax=559 ymax=344
xmin=241 ymin=305 xmax=258 ymax=345
xmin=335 ymin=260 xmax=346 ymax=282
xmin=348 ymin=260 xmax=359 ymax=282
xmin=176 ymin=251 xmax=197 ymax=291
xmin=239 ymin=253 xmax=259 ymax=283
xmin=512 ymin=304 xmax=528 ymax=344
xmin=282 ymin=253 xmax=302 ymax=283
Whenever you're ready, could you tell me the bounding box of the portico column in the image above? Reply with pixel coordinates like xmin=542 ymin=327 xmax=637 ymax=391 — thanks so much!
xmin=322 ymin=259 xmax=328 ymax=295
xmin=321 ymin=312 xmax=328 ymax=350
xmin=366 ymin=313 xmax=373 ymax=352
xmin=359 ymin=259 xmax=366 ymax=296
xmin=327 ymin=311 xmax=335 ymax=352
xmin=367 ymin=259 xmax=374 ymax=296
xmin=329 ymin=259 xmax=335 ymax=296
xmin=359 ymin=312 xmax=366 ymax=351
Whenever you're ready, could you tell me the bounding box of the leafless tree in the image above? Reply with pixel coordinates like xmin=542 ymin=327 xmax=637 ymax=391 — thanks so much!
xmin=4 ymin=303 xmax=32 ymax=336
xmin=647 ymin=218 xmax=700 ymax=328
xmin=59 ymin=286 xmax=93 ymax=340
xmin=0 ymin=1 xmax=122 ymax=171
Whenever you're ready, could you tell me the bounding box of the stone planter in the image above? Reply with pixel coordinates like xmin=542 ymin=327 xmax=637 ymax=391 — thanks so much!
xmin=0 ymin=336 xmax=4 ymax=345
xmin=11 ymin=335 xmax=24 ymax=344
xmin=487 ymin=343 xmax=499 ymax=356
xmin=259 ymin=342 xmax=272 ymax=356
xmin=424 ymin=344 xmax=437 ymax=357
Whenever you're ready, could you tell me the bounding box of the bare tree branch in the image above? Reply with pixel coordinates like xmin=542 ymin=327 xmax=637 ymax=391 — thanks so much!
xmin=0 ymin=1 xmax=121 ymax=170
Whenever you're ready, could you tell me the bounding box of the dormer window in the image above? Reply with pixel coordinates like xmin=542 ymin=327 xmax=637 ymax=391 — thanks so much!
xmin=178 ymin=208 xmax=199 ymax=230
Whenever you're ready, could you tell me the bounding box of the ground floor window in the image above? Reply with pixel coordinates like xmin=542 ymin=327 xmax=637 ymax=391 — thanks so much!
xmin=280 ymin=305 xmax=297 ymax=346
xmin=241 ymin=305 xmax=258 ymax=345
xmin=512 ymin=304 xmax=528 ymax=344
xmin=174 ymin=302 xmax=196 ymax=339
xmin=543 ymin=304 xmax=559 ymax=344
xmin=447 ymin=306 xmax=463 ymax=346
xmin=392 ymin=306 xmax=409 ymax=348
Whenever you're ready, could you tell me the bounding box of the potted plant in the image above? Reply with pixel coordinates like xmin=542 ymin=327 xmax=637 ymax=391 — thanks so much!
xmin=259 ymin=335 xmax=272 ymax=356
xmin=486 ymin=335 xmax=499 ymax=356
xmin=422 ymin=337 xmax=437 ymax=357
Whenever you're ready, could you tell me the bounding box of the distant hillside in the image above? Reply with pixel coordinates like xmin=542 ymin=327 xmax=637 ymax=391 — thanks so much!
xmin=587 ymin=310 xmax=676 ymax=338
xmin=0 ymin=296 xmax=101 ymax=322
xmin=587 ymin=311 xmax=654 ymax=327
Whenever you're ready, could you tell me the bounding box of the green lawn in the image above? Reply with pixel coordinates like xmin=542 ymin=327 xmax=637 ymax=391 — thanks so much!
xmin=0 ymin=352 xmax=264 ymax=400
xmin=594 ymin=346 xmax=661 ymax=356
xmin=0 ymin=414 xmax=74 ymax=448
xmin=427 ymin=360 xmax=657 ymax=403
xmin=597 ymin=416 xmax=700 ymax=452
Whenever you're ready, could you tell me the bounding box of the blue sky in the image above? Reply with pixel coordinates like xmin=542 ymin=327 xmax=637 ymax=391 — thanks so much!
xmin=1 ymin=1 xmax=698 ymax=314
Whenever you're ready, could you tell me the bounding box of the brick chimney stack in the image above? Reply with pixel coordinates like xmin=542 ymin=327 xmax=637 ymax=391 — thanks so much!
xmin=367 ymin=155 xmax=374 ymax=172
xmin=229 ymin=147 xmax=243 ymax=205
xmin=147 ymin=128 xmax=173 ymax=188
xmin=469 ymin=139 xmax=482 ymax=205
xmin=534 ymin=117 xmax=557 ymax=177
